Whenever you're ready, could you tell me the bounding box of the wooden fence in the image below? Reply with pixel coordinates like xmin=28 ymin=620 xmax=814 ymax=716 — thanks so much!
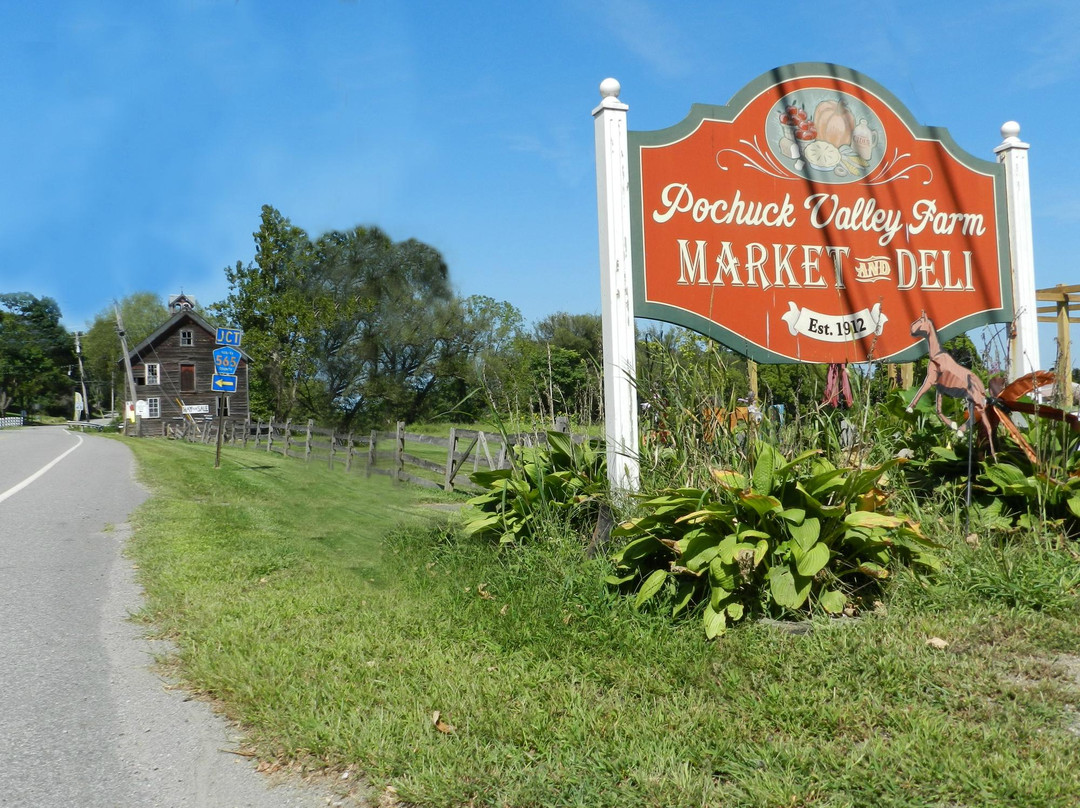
xmin=165 ymin=417 xmax=575 ymax=493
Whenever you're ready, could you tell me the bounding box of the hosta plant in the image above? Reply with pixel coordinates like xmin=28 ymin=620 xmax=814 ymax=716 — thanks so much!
xmin=462 ymin=431 xmax=606 ymax=544
xmin=979 ymin=460 xmax=1080 ymax=538
xmin=610 ymin=441 xmax=941 ymax=637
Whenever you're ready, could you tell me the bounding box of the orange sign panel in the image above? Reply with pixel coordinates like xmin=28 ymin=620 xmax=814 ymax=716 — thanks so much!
xmin=629 ymin=63 xmax=1013 ymax=363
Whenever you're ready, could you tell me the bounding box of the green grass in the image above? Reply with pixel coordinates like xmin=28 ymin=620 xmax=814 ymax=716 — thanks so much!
xmin=123 ymin=437 xmax=1080 ymax=807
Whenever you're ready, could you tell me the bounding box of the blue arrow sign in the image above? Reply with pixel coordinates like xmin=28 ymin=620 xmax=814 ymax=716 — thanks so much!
xmin=215 ymin=327 xmax=243 ymax=347
xmin=213 ymin=346 xmax=241 ymax=376
xmin=212 ymin=374 xmax=238 ymax=393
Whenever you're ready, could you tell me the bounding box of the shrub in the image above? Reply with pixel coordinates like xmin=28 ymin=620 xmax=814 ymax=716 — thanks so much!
xmin=461 ymin=431 xmax=606 ymax=544
xmin=609 ymin=441 xmax=941 ymax=637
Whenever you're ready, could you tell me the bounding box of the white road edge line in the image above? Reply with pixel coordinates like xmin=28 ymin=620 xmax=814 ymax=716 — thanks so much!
xmin=0 ymin=432 xmax=85 ymax=504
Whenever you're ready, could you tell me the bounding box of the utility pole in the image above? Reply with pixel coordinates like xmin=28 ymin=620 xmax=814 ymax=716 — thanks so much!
xmin=74 ymin=331 xmax=90 ymax=422
xmin=115 ymin=305 xmax=141 ymax=437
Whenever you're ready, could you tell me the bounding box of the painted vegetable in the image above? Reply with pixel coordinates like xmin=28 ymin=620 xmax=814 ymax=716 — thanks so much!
xmin=813 ymin=99 xmax=855 ymax=149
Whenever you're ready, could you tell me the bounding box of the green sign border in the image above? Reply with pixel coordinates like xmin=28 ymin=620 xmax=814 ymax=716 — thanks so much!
xmin=627 ymin=62 xmax=1014 ymax=364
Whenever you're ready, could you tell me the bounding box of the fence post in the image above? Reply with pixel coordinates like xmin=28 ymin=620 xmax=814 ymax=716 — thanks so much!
xmin=367 ymin=430 xmax=377 ymax=477
xmin=283 ymin=419 xmax=292 ymax=457
xmin=345 ymin=432 xmax=353 ymax=473
xmin=243 ymin=417 xmax=250 ymax=449
xmin=395 ymin=421 xmax=405 ymax=481
xmin=305 ymin=419 xmax=313 ymax=462
xmin=267 ymin=417 xmax=274 ymax=453
xmin=328 ymin=428 xmax=336 ymax=470
xmin=444 ymin=427 xmax=457 ymax=491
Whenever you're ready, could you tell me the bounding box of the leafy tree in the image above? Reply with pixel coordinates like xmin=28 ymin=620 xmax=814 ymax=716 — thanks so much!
xmin=0 ymin=293 xmax=74 ymax=416
xmin=81 ymin=292 xmax=169 ymax=414
xmin=534 ymin=312 xmax=603 ymax=366
xmin=218 ymin=205 xmax=532 ymax=430
xmin=218 ymin=205 xmax=320 ymax=421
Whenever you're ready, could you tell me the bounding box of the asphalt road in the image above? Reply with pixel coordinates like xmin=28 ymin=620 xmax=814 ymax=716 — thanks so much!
xmin=0 ymin=427 xmax=338 ymax=808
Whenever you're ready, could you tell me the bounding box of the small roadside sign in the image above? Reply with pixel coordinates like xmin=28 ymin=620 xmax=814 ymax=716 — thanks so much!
xmin=213 ymin=346 xmax=241 ymax=376
xmin=215 ymin=327 xmax=242 ymax=347
xmin=212 ymin=374 xmax=238 ymax=393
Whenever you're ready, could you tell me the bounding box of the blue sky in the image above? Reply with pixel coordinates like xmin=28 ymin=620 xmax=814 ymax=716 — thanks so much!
xmin=2 ymin=0 xmax=1077 ymax=369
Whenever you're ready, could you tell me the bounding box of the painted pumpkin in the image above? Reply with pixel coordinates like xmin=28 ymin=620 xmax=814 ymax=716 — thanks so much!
xmin=813 ymin=99 xmax=855 ymax=149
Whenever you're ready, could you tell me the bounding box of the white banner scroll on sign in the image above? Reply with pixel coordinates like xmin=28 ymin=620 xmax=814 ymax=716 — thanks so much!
xmin=781 ymin=302 xmax=888 ymax=343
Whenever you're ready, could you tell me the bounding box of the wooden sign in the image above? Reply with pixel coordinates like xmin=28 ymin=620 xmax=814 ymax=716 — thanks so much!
xmin=628 ymin=63 xmax=1014 ymax=364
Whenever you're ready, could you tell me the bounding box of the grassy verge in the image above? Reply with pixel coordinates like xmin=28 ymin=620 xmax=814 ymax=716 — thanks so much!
xmin=124 ymin=438 xmax=1080 ymax=807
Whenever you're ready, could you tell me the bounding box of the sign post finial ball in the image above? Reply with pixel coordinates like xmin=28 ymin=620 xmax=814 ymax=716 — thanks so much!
xmin=1001 ymin=120 xmax=1021 ymax=141
xmin=599 ymin=78 xmax=621 ymax=99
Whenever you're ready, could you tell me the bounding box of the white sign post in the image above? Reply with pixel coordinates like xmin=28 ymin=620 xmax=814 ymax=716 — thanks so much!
xmin=995 ymin=121 xmax=1041 ymax=379
xmin=593 ymin=78 xmax=640 ymax=493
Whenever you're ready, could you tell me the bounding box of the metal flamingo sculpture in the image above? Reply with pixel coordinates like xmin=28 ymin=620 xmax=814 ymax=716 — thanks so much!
xmin=907 ymin=311 xmax=997 ymax=457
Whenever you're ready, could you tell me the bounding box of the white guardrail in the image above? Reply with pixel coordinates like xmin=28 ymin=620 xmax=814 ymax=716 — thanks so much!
xmin=0 ymin=416 xmax=25 ymax=428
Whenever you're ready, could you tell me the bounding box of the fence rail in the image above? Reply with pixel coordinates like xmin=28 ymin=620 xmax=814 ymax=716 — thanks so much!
xmin=0 ymin=415 xmax=24 ymax=429
xmin=165 ymin=418 xmax=579 ymax=492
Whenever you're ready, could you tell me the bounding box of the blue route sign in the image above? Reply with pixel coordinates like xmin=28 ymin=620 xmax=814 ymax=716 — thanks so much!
xmin=213 ymin=346 xmax=241 ymax=376
xmin=215 ymin=327 xmax=243 ymax=347
xmin=212 ymin=374 xmax=238 ymax=393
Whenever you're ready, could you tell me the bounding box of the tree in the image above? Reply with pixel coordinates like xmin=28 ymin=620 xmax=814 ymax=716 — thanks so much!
xmin=218 ymin=205 xmax=530 ymax=430
xmin=82 ymin=292 xmax=169 ymax=414
xmin=217 ymin=205 xmax=320 ymax=421
xmin=307 ymin=230 xmax=456 ymax=428
xmin=0 ymin=293 xmax=74 ymax=416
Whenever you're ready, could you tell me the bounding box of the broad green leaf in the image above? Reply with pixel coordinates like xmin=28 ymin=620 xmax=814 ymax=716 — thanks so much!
xmin=711 ymin=468 xmax=748 ymax=490
xmin=789 ymin=572 xmax=813 ymax=609
xmin=738 ymin=491 xmax=784 ymax=517
xmin=789 ymin=516 xmax=821 ymax=552
xmin=754 ymin=539 xmax=769 ymax=567
xmin=468 ymin=468 xmax=515 ymax=487
xmin=685 ymin=545 xmax=719 ymax=573
xmin=820 ymin=589 xmax=846 ymax=614
xmin=780 ymin=507 xmax=807 ymax=523
xmin=768 ymin=566 xmax=797 ymax=608
xmin=461 ymin=513 xmax=504 ymax=536
xmin=676 ymin=508 xmax=729 ymax=525
xmin=704 ymin=603 xmax=727 ymax=638
xmin=796 ymin=484 xmax=847 ymax=518
xmin=857 ymin=562 xmax=889 ymax=579
xmin=709 ymin=556 xmax=738 ymax=591
xmin=983 ymin=463 xmax=1033 ymax=494
xmin=545 ymin=430 xmax=575 ymax=462
xmin=844 ymin=511 xmax=905 ymax=530
xmin=634 ymin=569 xmax=668 ymax=609
xmin=672 ymin=581 xmax=696 ymax=617
xmin=775 ymin=448 xmax=823 ymax=476
xmin=737 ymin=528 xmax=772 ymax=541
xmin=795 ymin=542 xmax=830 ymax=577
xmin=1068 ymin=495 xmax=1080 ymax=519
xmin=769 ymin=565 xmax=813 ymax=609
xmin=751 ymin=441 xmax=782 ymax=495
xmin=805 ymin=468 xmax=846 ymax=497
xmin=709 ymin=583 xmax=730 ymax=610
xmin=612 ymin=536 xmax=668 ymax=565
xmin=930 ymin=445 xmax=960 ymax=461
xmin=726 ymin=601 xmax=745 ymax=621
xmin=604 ymin=572 xmax=636 ymax=586
xmin=717 ymin=534 xmax=739 ymax=563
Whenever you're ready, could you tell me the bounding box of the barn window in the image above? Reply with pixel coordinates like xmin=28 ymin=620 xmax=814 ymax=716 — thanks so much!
xmin=180 ymin=329 xmax=194 ymax=346
xmin=147 ymin=397 xmax=160 ymax=418
xmin=180 ymin=363 xmax=196 ymax=393
xmin=145 ymin=363 xmax=160 ymax=386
